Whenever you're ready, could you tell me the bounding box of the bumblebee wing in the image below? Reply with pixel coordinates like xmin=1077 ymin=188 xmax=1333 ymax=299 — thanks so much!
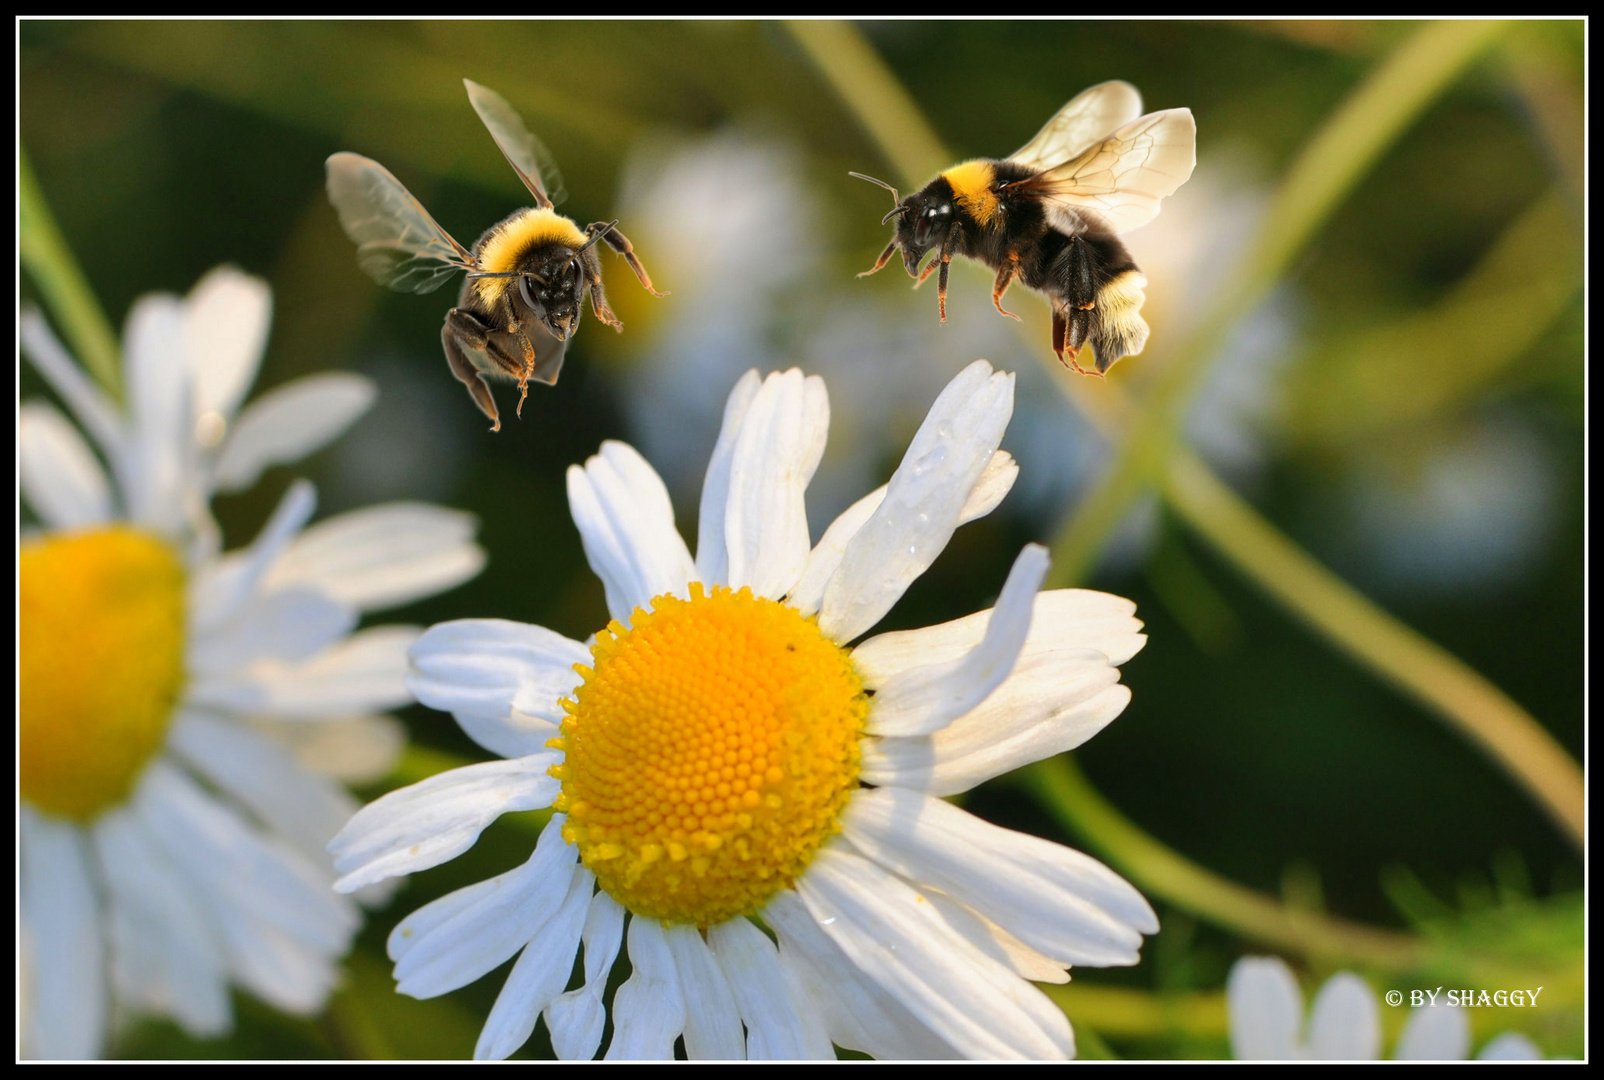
xmin=463 ymin=79 xmax=568 ymax=210
xmin=326 ymin=152 xmax=477 ymax=294
xmin=1018 ymin=108 xmax=1196 ymax=235
xmin=1007 ymin=81 xmax=1144 ymax=172
xmin=527 ymin=322 xmax=569 ymax=386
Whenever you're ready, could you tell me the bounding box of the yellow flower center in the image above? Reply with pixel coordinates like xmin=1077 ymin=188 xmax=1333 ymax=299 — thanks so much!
xmin=552 ymin=583 xmax=867 ymax=927
xmin=21 ymin=527 xmax=187 ymax=821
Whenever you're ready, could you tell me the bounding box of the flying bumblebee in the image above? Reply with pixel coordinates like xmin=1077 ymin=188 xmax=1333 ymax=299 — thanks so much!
xmin=853 ymin=81 xmax=1195 ymax=375
xmin=326 ymin=79 xmax=662 ymax=430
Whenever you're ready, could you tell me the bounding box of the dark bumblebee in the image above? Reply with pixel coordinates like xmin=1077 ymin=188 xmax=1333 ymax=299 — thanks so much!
xmin=327 ymin=79 xmax=662 ymax=430
xmin=854 ymin=81 xmax=1195 ymax=375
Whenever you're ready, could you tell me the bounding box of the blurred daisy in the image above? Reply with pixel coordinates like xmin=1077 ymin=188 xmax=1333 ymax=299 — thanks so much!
xmin=333 ymin=360 xmax=1157 ymax=1060
xmin=19 ymin=268 xmax=485 ymax=1059
xmin=1228 ymin=956 xmax=1543 ymax=1060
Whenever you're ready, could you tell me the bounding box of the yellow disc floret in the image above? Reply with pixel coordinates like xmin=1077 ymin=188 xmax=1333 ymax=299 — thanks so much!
xmin=553 ymin=583 xmax=867 ymax=926
xmin=21 ymin=527 xmax=187 ymax=821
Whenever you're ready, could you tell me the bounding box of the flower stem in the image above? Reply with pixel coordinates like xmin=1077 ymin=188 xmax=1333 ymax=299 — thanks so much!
xmin=1019 ymin=755 xmax=1426 ymax=972
xmin=1042 ymin=982 xmax=1227 ymax=1043
xmin=1163 ymin=450 xmax=1584 ymax=848
xmin=1046 ymin=19 xmax=1510 ymax=587
xmin=19 ymin=146 xmax=123 ymax=401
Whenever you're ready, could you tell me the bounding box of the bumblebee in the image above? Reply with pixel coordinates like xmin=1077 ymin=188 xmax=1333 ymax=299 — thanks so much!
xmin=854 ymin=81 xmax=1195 ymax=375
xmin=326 ymin=79 xmax=662 ymax=430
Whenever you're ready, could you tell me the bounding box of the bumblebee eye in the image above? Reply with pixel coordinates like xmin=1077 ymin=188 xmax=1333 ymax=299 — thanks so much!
xmin=518 ymin=274 xmax=540 ymax=312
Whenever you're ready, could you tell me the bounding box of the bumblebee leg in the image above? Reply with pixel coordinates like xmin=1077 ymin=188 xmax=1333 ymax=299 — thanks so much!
xmin=859 ymin=238 xmax=899 ymax=278
xmin=991 ymin=255 xmax=1021 ymax=321
xmin=592 ymin=222 xmax=665 ymax=297
xmin=580 ymin=252 xmax=623 ymax=332
xmin=1066 ymin=307 xmax=1100 ymax=377
xmin=933 ymin=224 xmax=960 ymax=321
xmin=442 ymin=321 xmax=501 ymax=432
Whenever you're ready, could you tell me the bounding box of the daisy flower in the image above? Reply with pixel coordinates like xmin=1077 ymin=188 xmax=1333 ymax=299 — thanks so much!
xmin=1228 ymin=956 xmax=1544 ymax=1061
xmin=19 ymin=268 xmax=485 ymax=1059
xmin=333 ymin=359 xmax=1157 ymax=1060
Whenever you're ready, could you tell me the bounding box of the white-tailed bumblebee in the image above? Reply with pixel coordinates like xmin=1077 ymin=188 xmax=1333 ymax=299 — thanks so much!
xmin=854 ymin=81 xmax=1195 ymax=375
xmin=326 ymin=79 xmax=662 ymax=430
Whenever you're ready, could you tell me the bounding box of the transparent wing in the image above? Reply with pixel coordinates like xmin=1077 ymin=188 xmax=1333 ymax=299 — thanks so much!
xmin=1007 ymin=81 xmax=1144 ymax=173
xmin=463 ymin=79 xmax=568 ymax=210
xmin=1015 ymin=108 xmax=1196 ymax=235
xmin=325 ymin=152 xmax=476 ymax=294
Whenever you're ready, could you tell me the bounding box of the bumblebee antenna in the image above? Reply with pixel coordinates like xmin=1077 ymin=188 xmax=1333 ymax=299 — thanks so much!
xmin=846 ymin=169 xmax=911 ymax=213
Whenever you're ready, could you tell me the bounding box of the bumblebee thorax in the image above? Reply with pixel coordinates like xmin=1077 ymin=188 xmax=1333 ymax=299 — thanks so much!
xmin=941 ymin=160 xmax=1002 ymax=228
xmin=474 ymin=208 xmax=588 ymax=307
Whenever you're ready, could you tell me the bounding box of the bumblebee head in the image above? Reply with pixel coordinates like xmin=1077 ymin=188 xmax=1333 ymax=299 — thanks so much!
xmin=894 ymin=184 xmax=956 ymax=277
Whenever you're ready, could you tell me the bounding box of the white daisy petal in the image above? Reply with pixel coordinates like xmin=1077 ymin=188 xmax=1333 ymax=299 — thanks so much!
xmin=20 ymin=402 xmax=114 ymax=529
xmin=122 ymin=295 xmax=196 ymax=536
xmin=189 ymin=625 xmax=419 ymax=718
xmin=167 ymin=711 xmax=359 ymax=872
xmin=188 ymin=586 xmax=357 ymax=677
xmin=137 ymin=764 xmax=358 ymax=953
xmin=135 ymin=764 xmax=358 ymax=1013
xmin=330 ymin=754 xmax=561 ymax=892
xmin=852 ymin=588 xmax=1146 ymax=686
xmin=476 ymin=867 xmax=596 ymax=1060
xmin=1306 ymin=972 xmax=1380 ymax=1060
xmin=862 ymin=670 xmax=1130 ymax=796
xmin=567 ymin=444 xmax=696 ymax=622
xmin=866 ymin=543 xmax=1048 ymax=737
xmin=389 ymin=820 xmax=578 ymax=999
xmin=708 ymin=916 xmax=833 ymax=1060
xmin=213 ymin=373 xmax=377 ymax=494
xmin=188 ymin=478 xmax=317 ymax=633
xmin=787 ymin=486 xmax=884 ymax=619
xmin=766 ymin=889 xmax=958 ymax=1060
xmin=258 ymin=502 xmax=485 ymax=613
xmin=819 ymin=360 xmax=1015 ymax=643
xmin=546 ymin=890 xmax=626 ymax=1061
xmin=92 ymin=811 xmax=232 ymax=1038
xmin=605 ymin=917 xmax=687 ymax=1061
xmin=961 ymin=449 xmax=1020 ymax=523
xmin=183 ymin=265 xmax=271 ymax=425
xmin=1228 ymin=956 xmax=1305 ymax=1060
xmin=695 ymin=369 xmax=763 ymax=585
xmin=723 ymin=369 xmax=830 ymax=600
xmin=250 ymin=714 xmax=405 ymax=786
xmin=19 ymin=309 xmax=126 ymax=463
xmin=1395 ymin=1005 xmax=1470 ymax=1061
xmin=842 ymin=788 xmax=1155 ymax=966
xmin=666 ymin=924 xmax=746 ymax=1060
xmin=921 ymin=890 xmax=1069 ymax=985
xmin=796 ymin=845 xmax=1073 ymax=1060
xmin=1476 ymin=1033 xmax=1543 ymax=1060
xmin=789 ymin=450 xmax=1017 ymax=619
xmin=409 ymin=619 xmax=588 ymax=757
xmin=20 ymin=807 xmax=107 ymax=1060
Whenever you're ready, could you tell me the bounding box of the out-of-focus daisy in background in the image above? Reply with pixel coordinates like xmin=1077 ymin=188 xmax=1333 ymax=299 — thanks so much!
xmin=1227 ymin=956 xmax=1543 ymax=1061
xmin=332 ymin=360 xmax=1158 ymax=1060
xmin=19 ymin=267 xmax=485 ymax=1058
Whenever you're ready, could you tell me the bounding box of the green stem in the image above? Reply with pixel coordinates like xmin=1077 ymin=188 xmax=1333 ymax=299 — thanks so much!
xmin=1047 ymin=19 xmax=1510 ymax=586
xmin=19 ymin=146 xmax=123 ymax=400
xmin=1163 ymin=450 xmax=1584 ymax=848
xmin=326 ymin=985 xmax=397 ymax=1060
xmin=1019 ymin=755 xmax=1426 ymax=972
xmin=1042 ymin=982 xmax=1227 ymax=1043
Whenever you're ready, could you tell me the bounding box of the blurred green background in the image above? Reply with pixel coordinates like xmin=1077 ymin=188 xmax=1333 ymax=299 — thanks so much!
xmin=20 ymin=19 xmax=1583 ymax=1059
